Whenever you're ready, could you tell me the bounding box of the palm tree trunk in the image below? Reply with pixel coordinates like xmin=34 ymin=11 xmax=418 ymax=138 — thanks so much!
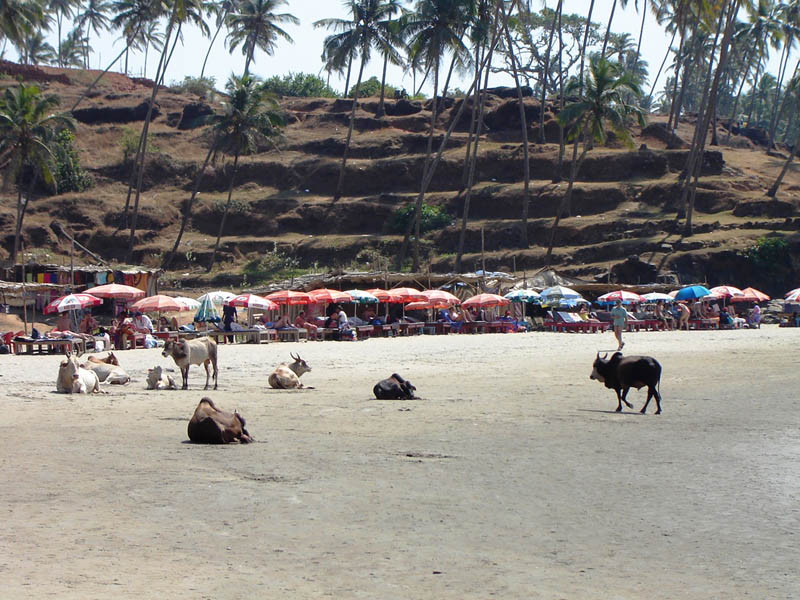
xmin=333 ymin=55 xmax=366 ymax=202
xmin=767 ymin=127 xmax=800 ymax=197
xmin=208 ymin=152 xmax=240 ymax=272
xmin=159 ymin=24 xmax=182 ymax=87
xmin=768 ymin=56 xmax=799 ymax=150
xmin=546 ymin=122 xmax=590 ymax=260
xmin=57 ymin=11 xmax=63 ymax=68
xmin=125 ymin=48 xmax=129 ymax=76
xmin=414 ymin=60 xmax=440 ymax=271
xmin=555 ymin=3 xmax=565 ymax=180
xmin=538 ymin=0 xmax=560 ymax=144
xmin=766 ymin=40 xmax=791 ymax=149
xmin=377 ymin=53 xmax=389 ymax=117
xmin=461 ymin=46 xmax=484 ymax=191
xmin=344 ymin=53 xmax=353 ymax=96
xmin=745 ymin=59 xmax=763 ymax=127
xmin=12 ymin=175 xmax=37 ymax=264
xmin=163 ymin=140 xmax=218 ymax=269
xmin=414 ymin=66 xmax=431 ymax=97
xmin=504 ymin=13 xmax=531 ymax=248
xmin=244 ymin=35 xmax=255 ymax=77
xmin=725 ymin=49 xmax=752 ymax=144
xmin=601 ymin=0 xmax=618 ymax=58
xmin=633 ymin=0 xmax=647 ymax=70
xmin=126 ymin=22 xmax=175 ymax=263
xmin=201 ymin=19 xmax=225 ymax=79
xmin=578 ymin=0 xmax=596 ymax=93
xmin=647 ymin=26 xmax=677 ymax=102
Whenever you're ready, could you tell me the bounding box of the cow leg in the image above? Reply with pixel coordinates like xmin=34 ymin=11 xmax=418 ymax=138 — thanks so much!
xmin=653 ymin=387 xmax=662 ymax=415
xmin=212 ymin=357 xmax=218 ymax=390
xmin=641 ymin=389 xmax=652 ymax=414
xmin=615 ymin=389 xmax=624 ymax=412
xmin=620 ymin=387 xmax=634 ymax=409
xmin=203 ymin=359 xmax=210 ymax=390
xmin=182 ymin=366 xmax=189 ymax=390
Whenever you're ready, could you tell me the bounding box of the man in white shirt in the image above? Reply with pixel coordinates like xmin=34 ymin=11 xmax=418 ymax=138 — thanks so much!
xmin=132 ymin=311 xmax=154 ymax=333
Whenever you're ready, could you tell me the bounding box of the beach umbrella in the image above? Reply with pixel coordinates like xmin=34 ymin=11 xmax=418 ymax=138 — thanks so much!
xmin=197 ymin=290 xmax=235 ymax=306
xmin=173 ymin=296 xmax=201 ymax=310
xmin=365 ymin=288 xmax=404 ymax=303
xmin=404 ymin=301 xmax=433 ymax=311
xmin=225 ymin=293 xmax=278 ymax=311
xmin=710 ymin=285 xmax=744 ymax=299
xmin=731 ymin=287 xmax=770 ymax=303
xmin=540 ymin=285 xmax=581 ymax=300
xmin=87 ymin=283 xmax=145 ymax=300
xmin=390 ymin=287 xmax=426 ymax=303
xmin=308 ymin=288 xmax=353 ymax=303
xmin=674 ymin=285 xmax=713 ymax=300
xmin=194 ymin=294 xmax=221 ymax=323
xmin=785 ymin=290 xmax=800 ymax=303
xmin=550 ymin=297 xmax=590 ymax=308
xmin=784 ymin=287 xmax=800 ymax=298
xmin=265 ymin=290 xmax=312 ymax=305
xmin=641 ymin=292 xmax=675 ymax=302
xmin=130 ymin=295 xmax=186 ymax=313
xmin=421 ymin=289 xmax=461 ymax=305
xmin=344 ymin=289 xmax=379 ymax=304
xmin=43 ymin=293 xmax=102 ymax=314
xmin=462 ymin=293 xmax=510 ymax=308
xmin=597 ymin=290 xmax=644 ymax=304
xmin=504 ymin=289 xmax=541 ymax=303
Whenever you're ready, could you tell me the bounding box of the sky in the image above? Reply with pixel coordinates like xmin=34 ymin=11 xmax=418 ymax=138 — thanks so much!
xmin=20 ymin=1 xmax=784 ymax=99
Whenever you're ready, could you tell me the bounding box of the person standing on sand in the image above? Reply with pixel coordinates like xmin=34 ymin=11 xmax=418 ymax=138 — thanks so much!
xmin=610 ymin=300 xmax=628 ymax=351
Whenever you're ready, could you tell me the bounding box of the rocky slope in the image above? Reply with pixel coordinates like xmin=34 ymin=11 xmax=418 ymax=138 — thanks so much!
xmin=1 ymin=61 xmax=799 ymax=295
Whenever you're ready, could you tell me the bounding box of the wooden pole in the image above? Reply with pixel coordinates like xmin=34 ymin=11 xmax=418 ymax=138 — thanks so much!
xmin=22 ymin=263 xmax=28 ymax=336
xmin=481 ymin=227 xmax=486 ymax=292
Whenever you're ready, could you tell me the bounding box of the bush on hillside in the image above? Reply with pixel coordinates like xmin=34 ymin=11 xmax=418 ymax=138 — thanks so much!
xmin=52 ymin=129 xmax=93 ymax=193
xmin=261 ymin=72 xmax=338 ymax=98
xmin=119 ymin=126 xmax=158 ymax=164
xmin=390 ymin=203 xmax=452 ymax=235
xmin=348 ymin=76 xmax=397 ymax=98
xmin=170 ymin=76 xmax=218 ymax=101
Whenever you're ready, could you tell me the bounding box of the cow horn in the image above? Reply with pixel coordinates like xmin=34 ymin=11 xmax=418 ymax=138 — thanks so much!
xmin=600 ymin=352 xmax=608 ymax=360
xmin=290 ymin=352 xmax=299 ymax=361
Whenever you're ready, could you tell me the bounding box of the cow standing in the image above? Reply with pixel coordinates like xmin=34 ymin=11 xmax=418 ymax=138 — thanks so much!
xmin=162 ymin=338 xmax=218 ymax=390
xmin=590 ymin=352 xmax=663 ymax=414
xmin=374 ymin=373 xmax=418 ymax=399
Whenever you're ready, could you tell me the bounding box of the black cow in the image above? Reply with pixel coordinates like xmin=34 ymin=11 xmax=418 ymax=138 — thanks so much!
xmin=590 ymin=352 xmax=663 ymax=414
xmin=374 ymin=373 xmax=418 ymax=400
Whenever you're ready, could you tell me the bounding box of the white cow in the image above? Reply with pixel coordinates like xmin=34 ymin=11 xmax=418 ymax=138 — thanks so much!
xmin=146 ymin=366 xmax=178 ymax=390
xmin=57 ymin=353 xmax=102 ymax=394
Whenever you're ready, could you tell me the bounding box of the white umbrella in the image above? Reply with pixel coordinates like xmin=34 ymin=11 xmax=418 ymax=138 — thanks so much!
xmin=173 ymin=296 xmax=201 ymax=310
xmin=197 ymin=291 xmax=235 ymax=306
xmin=641 ymin=292 xmax=675 ymax=302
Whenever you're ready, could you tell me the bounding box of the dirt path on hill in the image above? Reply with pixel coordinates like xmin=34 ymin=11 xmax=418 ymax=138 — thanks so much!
xmin=1 ymin=327 xmax=798 ymax=598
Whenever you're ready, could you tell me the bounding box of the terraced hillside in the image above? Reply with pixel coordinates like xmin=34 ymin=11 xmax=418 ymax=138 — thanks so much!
xmin=1 ymin=61 xmax=799 ymax=293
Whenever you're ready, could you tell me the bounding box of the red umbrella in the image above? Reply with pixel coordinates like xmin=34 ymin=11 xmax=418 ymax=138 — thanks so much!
xmin=130 ymin=295 xmax=187 ymax=313
xmin=365 ymin=288 xmax=404 ymax=303
xmin=731 ymin=287 xmax=770 ymax=303
xmin=390 ymin=287 xmax=426 ymax=303
xmin=462 ymin=293 xmax=510 ymax=308
xmin=421 ymin=289 xmax=461 ymax=305
xmin=597 ymin=290 xmax=644 ymax=304
xmin=404 ymin=301 xmax=433 ymax=311
xmin=307 ymin=288 xmax=353 ymax=303
xmin=265 ymin=290 xmax=312 ymax=305
xmin=44 ymin=293 xmax=103 ymax=314
xmin=87 ymin=283 xmax=145 ymax=300
xmin=710 ymin=285 xmax=744 ymax=299
xmin=225 ymin=293 xmax=278 ymax=311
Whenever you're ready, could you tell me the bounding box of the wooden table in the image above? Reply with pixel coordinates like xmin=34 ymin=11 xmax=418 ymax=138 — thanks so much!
xmin=425 ymin=322 xmax=451 ymax=335
xmin=14 ymin=337 xmax=85 ymax=355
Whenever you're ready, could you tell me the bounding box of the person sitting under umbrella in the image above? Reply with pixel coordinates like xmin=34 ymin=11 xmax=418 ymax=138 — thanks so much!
xmin=295 ymin=310 xmax=318 ymax=339
xmin=79 ymin=312 xmax=99 ymax=335
xmin=273 ymin=314 xmax=293 ymax=329
xmin=132 ymin=312 xmax=154 ymax=334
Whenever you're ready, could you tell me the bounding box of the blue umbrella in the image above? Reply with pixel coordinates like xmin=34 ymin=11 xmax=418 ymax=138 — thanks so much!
xmin=674 ymin=285 xmax=712 ymax=301
xmin=194 ymin=295 xmax=221 ymax=323
xmin=504 ymin=289 xmax=542 ymax=303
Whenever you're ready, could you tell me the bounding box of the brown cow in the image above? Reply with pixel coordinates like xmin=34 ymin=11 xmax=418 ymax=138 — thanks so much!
xmin=187 ymin=398 xmax=253 ymax=444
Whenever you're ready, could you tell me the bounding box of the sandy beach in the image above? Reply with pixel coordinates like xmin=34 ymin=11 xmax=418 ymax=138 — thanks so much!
xmin=1 ymin=327 xmax=798 ymax=598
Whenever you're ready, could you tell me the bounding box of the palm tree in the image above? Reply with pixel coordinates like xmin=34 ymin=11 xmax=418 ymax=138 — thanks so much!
xmin=315 ymin=0 xmax=405 ymax=202
xmin=58 ymin=27 xmax=90 ymax=67
xmin=49 ymin=0 xmax=80 ymax=67
xmin=0 ymin=0 xmax=43 ymax=51
xmin=76 ymin=0 xmax=112 ymax=68
xmin=0 ymin=84 xmax=76 ymax=264
xmin=200 ymin=0 xmax=237 ymax=79
xmin=226 ymin=0 xmax=298 ymax=76
xmin=545 ymin=57 xmax=645 ymax=259
xmin=766 ymin=0 xmax=800 ymax=149
xmin=396 ymin=0 xmax=474 ymax=270
xmin=767 ymin=79 xmax=800 ymax=197
xmin=16 ymin=31 xmax=57 ymax=65
xmin=601 ymin=0 xmax=629 ymax=58
xmin=207 ymin=75 xmax=284 ymax=272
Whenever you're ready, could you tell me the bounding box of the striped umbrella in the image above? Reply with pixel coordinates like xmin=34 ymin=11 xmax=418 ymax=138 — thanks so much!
xmin=308 ymin=288 xmax=353 ymax=303
xmin=462 ymin=293 xmax=510 ymax=308
xmin=404 ymin=301 xmax=433 ymax=311
xmin=504 ymin=289 xmax=542 ymax=303
xmin=365 ymin=288 xmax=404 ymax=303
xmin=344 ymin=289 xmax=379 ymax=304
xmin=421 ymin=289 xmax=461 ymax=305
xmin=194 ymin=294 xmax=221 ymax=323
xmin=130 ymin=295 xmax=186 ymax=313
xmin=265 ymin=290 xmax=312 ymax=305
xmin=710 ymin=285 xmax=744 ymax=299
xmin=390 ymin=287 xmax=426 ymax=303
xmin=87 ymin=283 xmax=145 ymax=300
xmin=173 ymin=296 xmax=201 ymax=310
xmin=197 ymin=291 xmax=235 ymax=306
xmin=597 ymin=290 xmax=644 ymax=304
xmin=225 ymin=293 xmax=279 ymax=311
xmin=43 ymin=293 xmax=102 ymax=314
xmin=731 ymin=287 xmax=770 ymax=303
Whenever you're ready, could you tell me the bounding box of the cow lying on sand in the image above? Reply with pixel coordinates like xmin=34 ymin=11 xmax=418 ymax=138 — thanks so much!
xmin=146 ymin=366 xmax=177 ymax=390
xmin=84 ymin=352 xmax=130 ymax=385
xmin=57 ymin=352 xmax=102 ymax=394
xmin=188 ymin=398 xmax=253 ymax=444
xmin=374 ymin=373 xmax=418 ymax=399
xmin=268 ymin=353 xmax=311 ymax=389
xmin=590 ymin=351 xmax=663 ymax=414
xmin=162 ymin=337 xmax=218 ymax=390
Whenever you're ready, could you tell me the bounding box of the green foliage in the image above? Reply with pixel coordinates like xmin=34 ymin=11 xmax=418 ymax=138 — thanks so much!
xmin=242 ymin=244 xmax=301 ymax=284
xmin=261 ymin=72 xmax=338 ymax=98
xmin=52 ymin=129 xmax=92 ymax=193
xmin=170 ymin=76 xmax=218 ymax=101
xmin=119 ymin=126 xmax=158 ymax=163
xmin=211 ymin=197 xmax=247 ymax=215
xmin=391 ymin=203 xmax=452 ymax=235
xmin=348 ymin=76 xmax=396 ymax=98
xmin=744 ymin=236 xmax=790 ymax=269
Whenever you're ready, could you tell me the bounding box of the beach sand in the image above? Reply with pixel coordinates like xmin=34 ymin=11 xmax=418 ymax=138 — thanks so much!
xmin=1 ymin=327 xmax=798 ymax=598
